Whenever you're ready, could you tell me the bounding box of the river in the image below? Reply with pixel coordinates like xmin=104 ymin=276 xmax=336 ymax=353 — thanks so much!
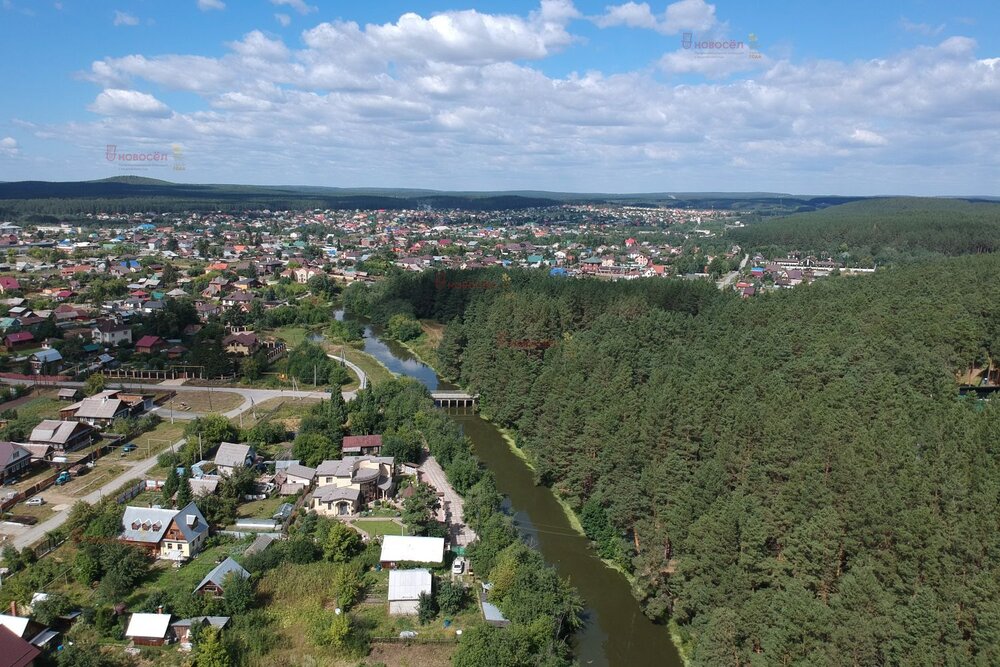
xmin=334 ymin=311 xmax=683 ymax=667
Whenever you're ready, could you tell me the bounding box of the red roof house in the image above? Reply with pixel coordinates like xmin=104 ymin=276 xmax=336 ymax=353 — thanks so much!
xmin=135 ymin=335 xmax=166 ymax=355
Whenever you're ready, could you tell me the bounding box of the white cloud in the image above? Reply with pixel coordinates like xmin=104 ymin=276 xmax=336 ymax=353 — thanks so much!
xmin=198 ymin=0 xmax=225 ymax=11
xmin=595 ymin=0 xmax=717 ymax=35
xmin=275 ymin=13 xmax=291 ymax=27
xmin=270 ymin=0 xmax=315 ymax=15
xmin=900 ymin=17 xmax=944 ymax=36
xmin=40 ymin=7 xmax=1000 ymax=193
xmin=0 ymin=136 xmax=18 ymax=156
xmin=112 ymin=10 xmax=138 ymax=26
xmin=88 ymin=89 xmax=171 ymax=117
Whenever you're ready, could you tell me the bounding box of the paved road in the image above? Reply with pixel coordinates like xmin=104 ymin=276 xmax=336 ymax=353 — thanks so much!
xmin=8 ymin=438 xmax=187 ymax=550
xmin=718 ymin=253 xmax=750 ymax=290
xmin=419 ymin=452 xmax=476 ymax=549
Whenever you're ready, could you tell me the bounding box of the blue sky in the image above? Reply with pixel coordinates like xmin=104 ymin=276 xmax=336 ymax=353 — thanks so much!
xmin=1 ymin=0 xmax=998 ymax=194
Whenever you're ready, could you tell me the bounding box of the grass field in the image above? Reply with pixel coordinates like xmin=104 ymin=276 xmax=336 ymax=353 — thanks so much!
xmin=236 ymin=396 xmax=322 ymax=430
xmin=237 ymin=495 xmax=287 ymax=520
xmin=6 ymin=395 xmax=63 ymax=421
xmin=323 ymin=343 xmax=395 ymax=386
xmin=67 ymin=464 xmax=128 ymax=497
xmin=351 ymin=519 xmax=411 ymax=538
xmin=170 ymin=390 xmax=244 ymax=414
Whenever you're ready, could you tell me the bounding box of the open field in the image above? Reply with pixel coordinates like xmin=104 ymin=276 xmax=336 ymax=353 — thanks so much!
xmin=351 ymin=518 xmax=410 ymax=538
xmin=4 ymin=394 xmax=62 ymax=421
xmin=67 ymin=464 xmax=128 ymax=497
xmin=324 ymin=343 xmax=395 ymax=385
xmin=236 ymin=396 xmax=322 ymax=430
xmin=167 ymin=389 xmax=243 ymax=414
xmin=237 ymin=495 xmax=287 ymax=519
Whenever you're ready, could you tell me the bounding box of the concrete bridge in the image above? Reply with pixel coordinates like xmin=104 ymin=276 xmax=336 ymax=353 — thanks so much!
xmin=431 ymin=390 xmax=479 ymax=408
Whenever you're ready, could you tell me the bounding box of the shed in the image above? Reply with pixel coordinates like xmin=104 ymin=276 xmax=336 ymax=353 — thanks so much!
xmin=125 ymin=612 xmax=173 ymax=646
xmin=388 ymin=568 xmax=433 ymax=615
xmin=194 ymin=557 xmax=249 ymax=597
xmin=379 ymin=535 xmax=445 ymax=567
xmin=0 ymin=625 xmax=39 ymax=667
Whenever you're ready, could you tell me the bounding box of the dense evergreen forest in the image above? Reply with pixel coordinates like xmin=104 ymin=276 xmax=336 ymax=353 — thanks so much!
xmin=729 ymin=197 xmax=1000 ymax=260
xmin=347 ymin=258 xmax=1000 ymax=665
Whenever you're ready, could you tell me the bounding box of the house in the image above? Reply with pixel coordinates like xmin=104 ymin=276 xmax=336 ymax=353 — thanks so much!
xmin=194 ymin=557 xmax=250 ymax=597
xmin=222 ymin=332 xmax=260 ymax=356
xmin=18 ymin=443 xmax=52 ymax=464
xmin=0 ymin=613 xmax=58 ymax=652
xmin=388 ymin=568 xmax=433 ymax=615
xmin=125 ymin=613 xmax=173 ymax=646
xmin=0 ymin=625 xmax=40 ymax=667
xmin=57 ymin=388 xmax=80 ymax=401
xmin=312 ymin=456 xmax=395 ymax=516
xmin=171 ymin=616 xmax=229 ymax=650
xmin=135 ymin=335 xmax=166 ymax=355
xmin=60 ymin=394 xmax=131 ymax=426
xmin=0 ymin=442 xmax=32 ymax=483
xmin=0 ymin=276 xmax=21 ymax=294
xmin=243 ymin=534 xmax=275 ymax=557
xmin=379 ymin=535 xmax=445 ymax=568
xmin=213 ymin=442 xmax=255 ymax=476
xmin=92 ymin=320 xmax=132 ymax=346
xmin=275 ymin=463 xmax=315 ymax=495
xmin=27 ymin=420 xmax=95 ymax=452
xmin=120 ymin=502 xmax=209 ymax=561
xmin=341 ymin=435 xmax=382 ymax=456
xmin=28 ymin=349 xmax=62 ymax=375
xmin=188 ymin=477 xmax=220 ymax=497
xmin=4 ymin=331 xmax=35 ymax=350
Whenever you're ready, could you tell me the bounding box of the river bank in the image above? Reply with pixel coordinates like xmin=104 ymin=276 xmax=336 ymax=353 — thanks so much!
xmin=342 ymin=310 xmax=685 ymax=666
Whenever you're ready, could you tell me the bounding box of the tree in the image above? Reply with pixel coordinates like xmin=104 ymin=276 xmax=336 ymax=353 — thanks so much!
xmin=162 ymin=465 xmax=180 ymax=504
xmin=324 ymin=522 xmax=363 ymax=563
xmin=402 ymin=482 xmax=441 ymax=535
xmin=32 ymin=593 xmax=73 ymax=626
xmin=223 ymin=571 xmax=255 ymax=615
xmin=327 ymin=611 xmax=352 ymax=653
xmin=195 ymin=626 xmax=232 ymax=667
xmin=438 ymin=580 xmax=469 ymax=616
xmin=176 ymin=469 xmax=193 ymax=507
xmin=417 ymin=590 xmax=438 ymax=625
xmin=386 ymin=313 xmax=422 ymax=341
xmin=82 ymin=373 xmax=106 ymax=397
xmin=292 ymin=432 xmax=335 ymax=468
xmin=332 ymin=564 xmax=364 ymax=610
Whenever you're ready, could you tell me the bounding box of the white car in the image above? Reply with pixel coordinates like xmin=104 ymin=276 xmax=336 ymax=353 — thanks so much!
xmin=25 ymin=497 xmax=45 ymax=506
xmin=452 ymin=557 xmax=465 ymax=575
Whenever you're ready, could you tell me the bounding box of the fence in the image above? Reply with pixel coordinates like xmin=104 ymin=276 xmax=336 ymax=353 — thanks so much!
xmin=370 ymin=637 xmax=458 ymax=645
xmin=116 ymin=480 xmax=146 ymax=505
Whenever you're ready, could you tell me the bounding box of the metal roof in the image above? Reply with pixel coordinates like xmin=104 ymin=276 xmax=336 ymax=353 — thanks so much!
xmin=380 ymin=535 xmax=445 ymax=564
xmin=388 ymin=568 xmax=432 ymax=602
xmin=125 ymin=613 xmax=172 ymax=639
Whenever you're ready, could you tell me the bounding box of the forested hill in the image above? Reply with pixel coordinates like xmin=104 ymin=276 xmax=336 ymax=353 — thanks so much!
xmin=729 ymin=197 xmax=1000 ymax=258
xmin=0 ymin=180 xmax=560 ymax=215
xmin=347 ymin=258 xmax=1000 ymax=666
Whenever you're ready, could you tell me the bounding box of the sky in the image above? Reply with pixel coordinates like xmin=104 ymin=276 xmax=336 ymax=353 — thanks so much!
xmin=0 ymin=0 xmax=998 ymax=195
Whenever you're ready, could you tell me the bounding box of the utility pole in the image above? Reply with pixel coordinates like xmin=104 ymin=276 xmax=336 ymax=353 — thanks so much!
xmin=198 ymin=432 xmax=203 ymax=462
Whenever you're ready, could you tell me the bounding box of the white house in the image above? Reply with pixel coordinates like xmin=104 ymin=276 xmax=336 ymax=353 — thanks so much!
xmin=388 ymin=569 xmax=433 ymax=615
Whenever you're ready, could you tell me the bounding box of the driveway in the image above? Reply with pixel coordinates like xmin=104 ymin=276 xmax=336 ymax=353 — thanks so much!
xmin=419 ymin=452 xmax=476 ymax=549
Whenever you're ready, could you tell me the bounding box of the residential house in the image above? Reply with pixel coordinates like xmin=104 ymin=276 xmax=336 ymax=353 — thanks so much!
xmin=387 ymin=569 xmax=433 ymax=615
xmin=57 ymin=388 xmax=80 ymax=401
xmin=275 ymin=463 xmax=315 ymax=495
xmin=120 ymin=502 xmax=209 ymax=561
xmin=341 ymin=435 xmax=382 ymax=456
xmin=124 ymin=613 xmax=173 ymax=646
xmin=27 ymin=420 xmax=95 ymax=452
xmin=4 ymin=331 xmax=35 ymax=350
xmin=312 ymin=456 xmax=395 ymax=516
xmin=135 ymin=335 xmax=166 ymax=355
xmin=60 ymin=392 xmax=131 ymax=427
xmin=92 ymin=320 xmax=132 ymax=346
xmin=222 ymin=332 xmax=260 ymax=356
xmin=0 ymin=277 xmax=20 ymax=294
xmin=29 ymin=349 xmax=62 ymax=375
xmin=0 ymin=625 xmax=40 ymax=667
xmin=379 ymin=535 xmax=445 ymax=568
xmin=213 ymin=442 xmax=256 ymax=476
xmin=171 ymin=616 xmax=229 ymax=650
xmin=0 ymin=442 xmax=33 ymax=482
xmin=193 ymin=558 xmax=250 ymax=597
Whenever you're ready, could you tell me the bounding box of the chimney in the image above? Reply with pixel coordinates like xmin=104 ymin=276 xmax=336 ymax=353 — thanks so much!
xmin=157 ymin=605 xmax=163 ymax=615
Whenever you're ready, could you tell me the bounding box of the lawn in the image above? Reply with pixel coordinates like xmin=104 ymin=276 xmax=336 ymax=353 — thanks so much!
xmin=169 ymin=390 xmax=244 ymax=414
xmin=323 ymin=343 xmax=395 ymax=386
xmin=237 ymin=495 xmax=287 ymax=520
xmin=66 ymin=464 xmax=127 ymax=497
xmin=351 ymin=519 xmax=411 ymax=539
xmin=236 ymin=396 xmax=322 ymax=430
xmin=271 ymin=325 xmax=312 ymax=348
xmin=127 ymin=539 xmax=250 ymax=609
xmin=6 ymin=395 xmax=63 ymax=421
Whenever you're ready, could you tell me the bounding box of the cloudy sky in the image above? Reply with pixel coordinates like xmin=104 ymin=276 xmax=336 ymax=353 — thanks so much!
xmin=0 ymin=0 xmax=998 ymax=194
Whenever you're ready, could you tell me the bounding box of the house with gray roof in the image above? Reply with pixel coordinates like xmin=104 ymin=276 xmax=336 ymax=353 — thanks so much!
xmin=312 ymin=455 xmax=395 ymax=516
xmin=27 ymin=419 xmax=95 ymax=452
xmin=120 ymin=502 xmax=208 ymax=561
xmin=213 ymin=442 xmax=255 ymax=476
xmin=0 ymin=442 xmax=32 ymax=483
xmin=194 ymin=557 xmax=249 ymax=597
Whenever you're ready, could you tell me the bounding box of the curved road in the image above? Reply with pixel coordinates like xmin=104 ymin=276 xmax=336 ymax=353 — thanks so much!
xmin=4 ymin=359 xmax=369 ymax=550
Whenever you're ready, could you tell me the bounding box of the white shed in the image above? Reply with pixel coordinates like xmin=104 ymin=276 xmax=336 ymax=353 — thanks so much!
xmin=388 ymin=568 xmax=432 ymax=615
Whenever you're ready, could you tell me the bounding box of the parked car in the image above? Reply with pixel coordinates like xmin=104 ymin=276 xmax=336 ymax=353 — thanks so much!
xmin=25 ymin=497 xmax=45 ymax=506
xmin=452 ymin=557 xmax=465 ymax=575
xmin=121 ymin=443 xmax=138 ymax=453
xmin=55 ymin=471 xmax=71 ymax=485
